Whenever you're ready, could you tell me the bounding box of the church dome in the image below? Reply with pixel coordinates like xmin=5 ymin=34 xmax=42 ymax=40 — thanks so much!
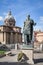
xmin=4 ymin=11 xmax=16 ymax=26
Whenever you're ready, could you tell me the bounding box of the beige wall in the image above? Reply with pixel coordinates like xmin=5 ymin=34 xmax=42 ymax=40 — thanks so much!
xmin=0 ymin=32 xmax=6 ymax=44
xmin=0 ymin=33 xmax=3 ymax=42
xmin=34 ymin=31 xmax=43 ymax=48
xmin=0 ymin=27 xmax=3 ymax=31
xmin=35 ymin=33 xmax=43 ymax=42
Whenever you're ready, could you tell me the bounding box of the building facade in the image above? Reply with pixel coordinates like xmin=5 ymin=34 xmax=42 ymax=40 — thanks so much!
xmin=34 ymin=31 xmax=43 ymax=47
xmin=0 ymin=11 xmax=22 ymax=44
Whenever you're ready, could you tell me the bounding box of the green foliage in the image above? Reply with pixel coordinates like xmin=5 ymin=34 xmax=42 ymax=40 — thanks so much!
xmin=17 ymin=51 xmax=24 ymax=61
xmin=0 ymin=50 xmax=5 ymax=55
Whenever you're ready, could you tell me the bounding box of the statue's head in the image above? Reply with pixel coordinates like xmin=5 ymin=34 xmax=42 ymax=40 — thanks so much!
xmin=27 ymin=15 xmax=30 ymax=20
xmin=28 ymin=15 xmax=30 ymax=17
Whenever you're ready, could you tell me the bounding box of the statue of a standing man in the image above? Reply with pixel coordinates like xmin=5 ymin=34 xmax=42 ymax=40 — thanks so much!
xmin=23 ymin=15 xmax=36 ymax=44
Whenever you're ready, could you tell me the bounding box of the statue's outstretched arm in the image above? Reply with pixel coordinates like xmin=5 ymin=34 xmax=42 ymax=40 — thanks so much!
xmin=32 ymin=20 xmax=36 ymax=25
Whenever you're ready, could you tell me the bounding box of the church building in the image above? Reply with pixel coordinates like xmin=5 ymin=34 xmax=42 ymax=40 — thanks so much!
xmin=0 ymin=11 xmax=22 ymax=44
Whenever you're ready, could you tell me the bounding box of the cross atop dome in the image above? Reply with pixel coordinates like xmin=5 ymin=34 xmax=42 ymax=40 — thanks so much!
xmin=8 ymin=10 xmax=12 ymax=15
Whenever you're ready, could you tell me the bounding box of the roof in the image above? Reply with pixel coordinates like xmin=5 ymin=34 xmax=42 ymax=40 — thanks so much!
xmin=0 ymin=25 xmax=21 ymax=29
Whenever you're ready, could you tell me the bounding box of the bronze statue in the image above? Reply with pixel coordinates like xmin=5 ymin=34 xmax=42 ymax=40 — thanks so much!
xmin=23 ymin=15 xmax=36 ymax=44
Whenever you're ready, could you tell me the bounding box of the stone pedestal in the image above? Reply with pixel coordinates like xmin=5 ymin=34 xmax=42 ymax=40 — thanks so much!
xmin=22 ymin=48 xmax=34 ymax=64
xmin=15 ymin=43 xmax=18 ymax=50
xmin=40 ymin=44 xmax=43 ymax=51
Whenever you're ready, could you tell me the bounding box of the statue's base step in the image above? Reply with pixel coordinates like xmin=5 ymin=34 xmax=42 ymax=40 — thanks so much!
xmin=27 ymin=60 xmax=34 ymax=64
xmin=22 ymin=44 xmax=33 ymax=49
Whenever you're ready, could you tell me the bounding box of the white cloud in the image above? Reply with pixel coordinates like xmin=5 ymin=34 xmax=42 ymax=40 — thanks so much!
xmin=40 ymin=16 xmax=43 ymax=21
xmin=0 ymin=16 xmax=3 ymax=21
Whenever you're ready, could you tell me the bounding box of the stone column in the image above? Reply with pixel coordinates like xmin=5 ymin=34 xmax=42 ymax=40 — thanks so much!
xmin=4 ymin=33 xmax=6 ymax=44
xmin=10 ymin=32 xmax=13 ymax=44
xmin=3 ymin=32 xmax=4 ymax=42
xmin=15 ymin=33 xmax=18 ymax=43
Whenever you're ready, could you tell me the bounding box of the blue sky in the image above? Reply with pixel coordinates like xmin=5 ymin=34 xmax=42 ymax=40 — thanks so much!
xmin=0 ymin=0 xmax=43 ymax=31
